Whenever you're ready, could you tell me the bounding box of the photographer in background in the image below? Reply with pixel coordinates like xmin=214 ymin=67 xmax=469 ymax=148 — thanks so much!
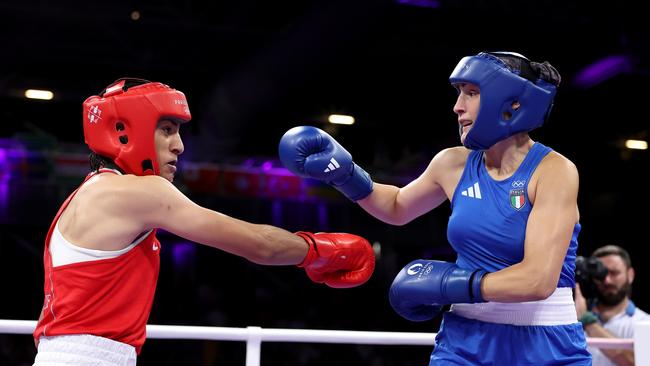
xmin=575 ymin=245 xmax=650 ymax=366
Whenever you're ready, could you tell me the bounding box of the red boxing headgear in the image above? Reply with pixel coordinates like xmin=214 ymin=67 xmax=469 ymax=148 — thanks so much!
xmin=82 ymin=78 xmax=191 ymax=176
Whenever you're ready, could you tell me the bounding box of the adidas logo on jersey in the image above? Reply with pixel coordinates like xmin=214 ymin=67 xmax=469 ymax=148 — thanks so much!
xmin=461 ymin=182 xmax=482 ymax=199
xmin=324 ymin=157 xmax=340 ymax=173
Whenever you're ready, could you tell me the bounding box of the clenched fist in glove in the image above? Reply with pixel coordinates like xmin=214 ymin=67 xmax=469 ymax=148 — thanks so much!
xmin=389 ymin=260 xmax=487 ymax=321
xmin=296 ymin=232 xmax=375 ymax=288
xmin=278 ymin=126 xmax=373 ymax=201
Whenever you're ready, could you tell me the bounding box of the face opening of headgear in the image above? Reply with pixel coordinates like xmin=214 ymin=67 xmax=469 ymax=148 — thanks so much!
xmin=82 ymin=77 xmax=192 ymax=176
xmin=449 ymin=51 xmax=561 ymax=150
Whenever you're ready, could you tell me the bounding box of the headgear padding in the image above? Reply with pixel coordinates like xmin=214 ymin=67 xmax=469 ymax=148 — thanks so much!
xmin=83 ymin=78 xmax=191 ymax=175
xmin=449 ymin=52 xmax=559 ymax=150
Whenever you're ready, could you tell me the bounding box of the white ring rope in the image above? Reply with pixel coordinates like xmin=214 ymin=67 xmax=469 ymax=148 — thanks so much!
xmin=3 ymin=319 xmax=647 ymax=366
xmin=0 ymin=319 xmax=435 ymax=345
xmin=0 ymin=319 xmax=633 ymax=348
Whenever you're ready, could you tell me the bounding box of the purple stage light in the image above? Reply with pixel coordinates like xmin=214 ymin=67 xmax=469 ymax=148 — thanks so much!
xmin=243 ymin=158 xmax=255 ymax=168
xmin=397 ymin=0 xmax=440 ymax=8
xmin=0 ymin=148 xmax=9 ymax=210
xmin=172 ymin=242 xmax=196 ymax=267
xmin=261 ymin=161 xmax=273 ymax=171
xmin=573 ymin=54 xmax=633 ymax=88
xmin=0 ymin=138 xmax=27 ymax=184
xmin=0 ymin=148 xmax=10 ymax=184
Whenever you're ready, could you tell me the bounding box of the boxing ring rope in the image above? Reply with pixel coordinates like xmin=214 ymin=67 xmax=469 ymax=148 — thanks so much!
xmin=0 ymin=319 xmax=646 ymax=365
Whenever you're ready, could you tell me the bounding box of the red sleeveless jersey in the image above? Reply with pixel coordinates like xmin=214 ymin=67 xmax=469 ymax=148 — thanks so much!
xmin=34 ymin=169 xmax=160 ymax=354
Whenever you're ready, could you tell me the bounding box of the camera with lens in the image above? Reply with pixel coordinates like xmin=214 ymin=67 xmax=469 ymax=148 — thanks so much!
xmin=575 ymin=256 xmax=608 ymax=300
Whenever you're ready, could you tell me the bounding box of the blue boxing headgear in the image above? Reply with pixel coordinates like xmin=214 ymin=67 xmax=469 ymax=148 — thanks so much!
xmin=449 ymin=52 xmax=560 ymax=150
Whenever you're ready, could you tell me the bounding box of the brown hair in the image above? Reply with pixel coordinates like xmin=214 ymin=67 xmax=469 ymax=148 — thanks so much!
xmin=592 ymin=245 xmax=632 ymax=268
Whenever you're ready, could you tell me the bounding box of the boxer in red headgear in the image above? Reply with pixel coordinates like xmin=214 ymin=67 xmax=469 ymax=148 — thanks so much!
xmin=82 ymin=78 xmax=192 ymax=176
xmin=33 ymin=78 xmax=375 ymax=365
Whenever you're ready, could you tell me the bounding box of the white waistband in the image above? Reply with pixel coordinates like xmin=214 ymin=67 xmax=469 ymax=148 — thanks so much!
xmin=450 ymin=287 xmax=578 ymax=326
xmin=34 ymin=334 xmax=136 ymax=366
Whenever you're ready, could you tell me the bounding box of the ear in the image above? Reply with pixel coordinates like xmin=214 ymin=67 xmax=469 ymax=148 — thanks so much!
xmin=628 ymin=267 xmax=635 ymax=284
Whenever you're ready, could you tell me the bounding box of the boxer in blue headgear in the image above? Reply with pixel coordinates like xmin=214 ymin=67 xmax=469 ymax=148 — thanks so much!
xmin=449 ymin=51 xmax=561 ymax=150
xmin=280 ymin=50 xmax=590 ymax=365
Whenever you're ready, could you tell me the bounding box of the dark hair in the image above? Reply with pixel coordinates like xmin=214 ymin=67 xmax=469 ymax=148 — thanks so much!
xmin=489 ymin=52 xmax=562 ymax=87
xmin=592 ymin=245 xmax=632 ymax=268
xmin=89 ymin=151 xmax=124 ymax=173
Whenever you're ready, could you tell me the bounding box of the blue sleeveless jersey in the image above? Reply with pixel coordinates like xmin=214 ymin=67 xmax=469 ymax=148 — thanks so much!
xmin=447 ymin=142 xmax=578 ymax=287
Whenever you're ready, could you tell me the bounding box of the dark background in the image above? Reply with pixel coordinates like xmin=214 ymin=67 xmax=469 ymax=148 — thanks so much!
xmin=1 ymin=0 xmax=649 ymax=364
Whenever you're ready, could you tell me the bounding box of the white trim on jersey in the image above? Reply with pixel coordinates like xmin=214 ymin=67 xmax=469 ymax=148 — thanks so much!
xmin=50 ymin=221 xmax=151 ymax=267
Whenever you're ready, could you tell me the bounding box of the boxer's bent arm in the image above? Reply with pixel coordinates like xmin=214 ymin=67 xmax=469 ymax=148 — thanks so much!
xmin=482 ymin=153 xmax=579 ymax=302
xmin=122 ymin=175 xmax=309 ymax=265
xmin=358 ymin=148 xmax=462 ymax=225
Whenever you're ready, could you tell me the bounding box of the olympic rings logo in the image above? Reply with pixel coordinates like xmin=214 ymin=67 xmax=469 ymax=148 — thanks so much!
xmin=407 ymin=262 xmax=433 ymax=276
xmin=407 ymin=263 xmax=423 ymax=276
xmin=512 ymin=180 xmax=526 ymax=188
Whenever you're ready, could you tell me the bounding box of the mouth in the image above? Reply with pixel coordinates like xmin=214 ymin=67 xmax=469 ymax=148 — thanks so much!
xmin=166 ymin=160 xmax=177 ymax=173
xmin=459 ymin=120 xmax=473 ymax=133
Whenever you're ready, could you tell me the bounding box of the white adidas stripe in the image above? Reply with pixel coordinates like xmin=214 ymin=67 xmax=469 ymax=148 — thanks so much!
xmin=461 ymin=182 xmax=482 ymax=199
xmin=324 ymin=157 xmax=341 ymax=173
xmin=473 ymin=182 xmax=481 ymax=199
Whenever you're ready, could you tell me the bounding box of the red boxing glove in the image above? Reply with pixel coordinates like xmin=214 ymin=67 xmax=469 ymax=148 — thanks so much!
xmin=296 ymin=232 xmax=375 ymax=288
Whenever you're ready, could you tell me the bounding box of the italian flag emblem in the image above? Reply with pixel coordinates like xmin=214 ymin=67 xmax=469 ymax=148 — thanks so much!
xmin=509 ymin=189 xmax=526 ymax=210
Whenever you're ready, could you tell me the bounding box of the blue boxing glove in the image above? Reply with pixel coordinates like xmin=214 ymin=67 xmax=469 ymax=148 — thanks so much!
xmin=389 ymin=260 xmax=487 ymax=322
xmin=278 ymin=126 xmax=373 ymax=201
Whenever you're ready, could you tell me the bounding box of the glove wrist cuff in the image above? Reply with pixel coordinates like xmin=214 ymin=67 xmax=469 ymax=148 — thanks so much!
xmin=470 ymin=270 xmax=487 ymax=303
xmin=333 ymin=164 xmax=374 ymax=201
xmin=295 ymin=232 xmax=318 ymax=267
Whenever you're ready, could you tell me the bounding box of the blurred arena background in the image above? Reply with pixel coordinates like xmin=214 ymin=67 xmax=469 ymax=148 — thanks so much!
xmin=1 ymin=0 xmax=648 ymax=364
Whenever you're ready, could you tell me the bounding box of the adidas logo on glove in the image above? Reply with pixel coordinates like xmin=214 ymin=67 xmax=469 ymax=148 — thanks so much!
xmin=324 ymin=157 xmax=340 ymax=173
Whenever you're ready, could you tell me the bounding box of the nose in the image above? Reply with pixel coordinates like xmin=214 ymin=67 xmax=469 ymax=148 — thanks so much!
xmin=453 ymin=94 xmax=465 ymax=116
xmin=171 ymin=134 xmax=184 ymax=155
